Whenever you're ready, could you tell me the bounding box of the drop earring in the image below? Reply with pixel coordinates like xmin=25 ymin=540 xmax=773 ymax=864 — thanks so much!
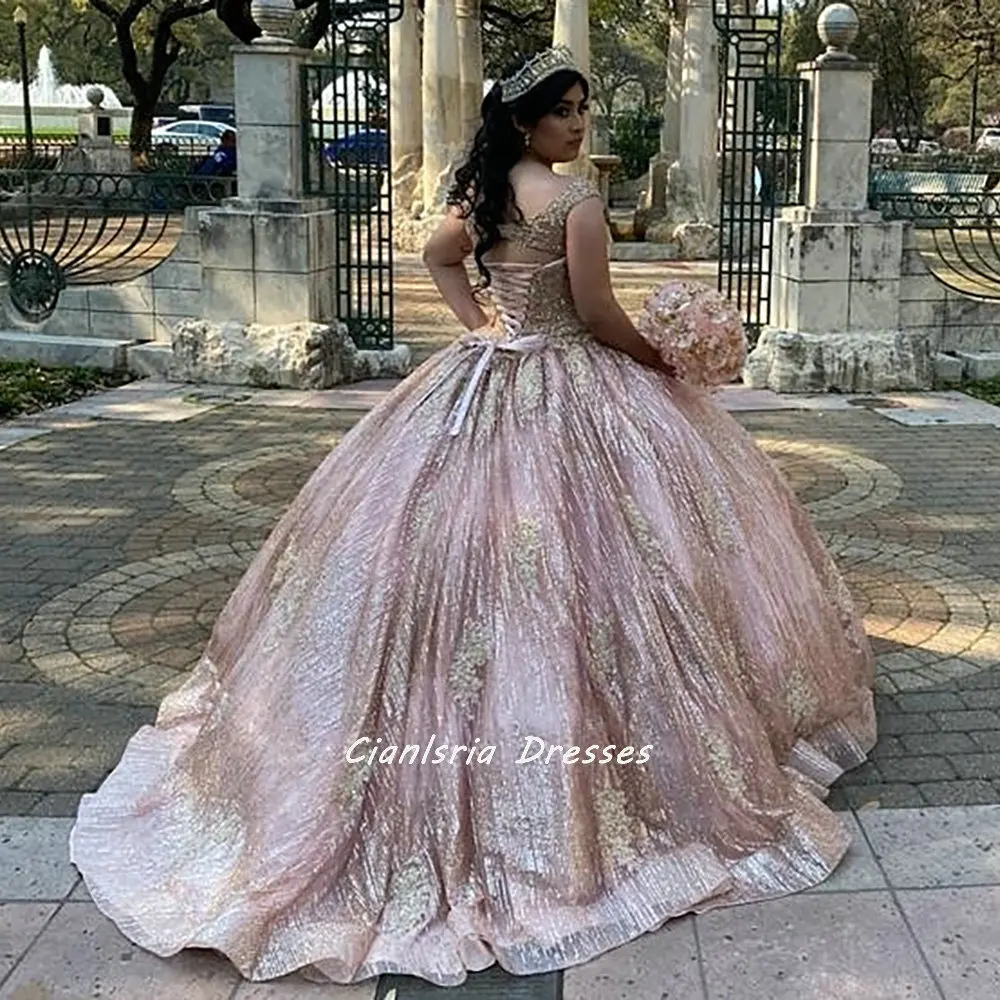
xmin=524 ymin=132 xmax=532 ymax=150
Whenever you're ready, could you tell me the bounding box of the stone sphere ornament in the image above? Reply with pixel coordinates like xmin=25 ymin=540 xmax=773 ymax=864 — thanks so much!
xmin=86 ymin=87 xmax=104 ymax=108
xmin=250 ymin=0 xmax=296 ymax=44
xmin=817 ymin=3 xmax=860 ymax=62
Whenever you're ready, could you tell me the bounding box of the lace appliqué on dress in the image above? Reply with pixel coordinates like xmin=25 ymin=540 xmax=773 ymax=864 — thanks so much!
xmin=449 ymin=620 xmax=491 ymax=714
xmin=381 ymin=854 xmax=439 ymax=937
xmin=594 ymin=785 xmax=640 ymax=870
xmin=511 ymin=516 xmax=543 ymax=592
xmin=703 ymin=728 xmax=749 ymax=799
xmin=498 ymin=180 xmax=602 ymax=257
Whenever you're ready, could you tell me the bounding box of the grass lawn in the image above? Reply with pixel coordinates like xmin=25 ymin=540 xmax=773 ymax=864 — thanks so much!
xmin=0 ymin=360 xmax=133 ymax=420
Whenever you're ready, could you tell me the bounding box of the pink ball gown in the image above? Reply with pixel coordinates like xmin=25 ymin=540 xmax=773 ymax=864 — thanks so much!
xmin=70 ymin=180 xmax=877 ymax=988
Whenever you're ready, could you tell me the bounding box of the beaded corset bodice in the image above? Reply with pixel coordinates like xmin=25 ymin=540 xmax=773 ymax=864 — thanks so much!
xmin=487 ymin=180 xmax=602 ymax=342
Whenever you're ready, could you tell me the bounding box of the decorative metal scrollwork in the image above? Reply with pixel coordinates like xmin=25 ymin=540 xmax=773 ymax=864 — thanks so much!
xmin=871 ymin=173 xmax=1000 ymax=299
xmin=7 ymin=248 xmax=65 ymax=322
xmin=0 ymin=167 xmax=235 ymax=324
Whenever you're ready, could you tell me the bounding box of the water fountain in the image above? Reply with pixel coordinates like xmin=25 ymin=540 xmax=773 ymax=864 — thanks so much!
xmin=0 ymin=46 xmax=131 ymax=133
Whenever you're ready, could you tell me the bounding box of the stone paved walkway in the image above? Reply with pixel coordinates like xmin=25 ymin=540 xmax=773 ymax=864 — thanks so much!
xmin=2 ymin=805 xmax=999 ymax=999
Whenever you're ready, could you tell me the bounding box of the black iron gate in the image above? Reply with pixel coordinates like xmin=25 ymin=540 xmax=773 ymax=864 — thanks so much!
xmin=714 ymin=0 xmax=808 ymax=340
xmin=303 ymin=0 xmax=402 ymax=350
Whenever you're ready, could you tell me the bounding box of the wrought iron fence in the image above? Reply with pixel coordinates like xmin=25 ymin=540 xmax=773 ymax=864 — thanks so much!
xmin=715 ymin=0 xmax=808 ymax=341
xmin=0 ymin=168 xmax=234 ymax=322
xmin=302 ymin=0 xmax=402 ymax=351
xmin=870 ymin=150 xmax=1000 ymax=175
xmin=871 ymin=171 xmax=1000 ymax=299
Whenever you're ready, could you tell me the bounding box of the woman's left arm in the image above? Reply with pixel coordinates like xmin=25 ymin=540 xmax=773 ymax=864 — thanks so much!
xmin=422 ymin=206 xmax=491 ymax=332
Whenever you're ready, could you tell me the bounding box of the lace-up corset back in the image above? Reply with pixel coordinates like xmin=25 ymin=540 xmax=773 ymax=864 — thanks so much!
xmin=487 ymin=180 xmax=602 ymax=342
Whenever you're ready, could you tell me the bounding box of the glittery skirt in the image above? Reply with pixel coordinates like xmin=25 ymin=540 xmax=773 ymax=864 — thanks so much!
xmin=70 ymin=333 xmax=877 ymax=987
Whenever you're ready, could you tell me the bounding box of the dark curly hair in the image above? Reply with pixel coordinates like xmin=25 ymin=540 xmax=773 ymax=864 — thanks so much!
xmin=447 ymin=60 xmax=589 ymax=290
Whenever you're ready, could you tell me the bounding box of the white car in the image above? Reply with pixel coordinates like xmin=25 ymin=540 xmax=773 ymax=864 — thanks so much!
xmin=150 ymin=120 xmax=235 ymax=152
xmin=976 ymin=128 xmax=1000 ymax=152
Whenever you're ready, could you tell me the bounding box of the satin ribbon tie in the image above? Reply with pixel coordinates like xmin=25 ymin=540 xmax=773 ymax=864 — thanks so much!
xmin=447 ymin=331 xmax=549 ymax=436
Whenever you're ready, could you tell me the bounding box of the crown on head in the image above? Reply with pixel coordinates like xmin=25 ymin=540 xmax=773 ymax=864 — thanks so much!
xmin=500 ymin=45 xmax=581 ymax=104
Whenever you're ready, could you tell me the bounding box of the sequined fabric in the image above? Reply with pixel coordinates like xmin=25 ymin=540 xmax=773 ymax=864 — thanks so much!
xmin=70 ymin=179 xmax=877 ymax=988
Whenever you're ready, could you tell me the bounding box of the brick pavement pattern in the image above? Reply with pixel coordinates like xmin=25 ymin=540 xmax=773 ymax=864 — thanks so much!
xmin=1 ymin=258 xmax=999 ymax=818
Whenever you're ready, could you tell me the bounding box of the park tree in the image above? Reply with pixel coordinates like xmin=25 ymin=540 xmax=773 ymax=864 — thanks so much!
xmin=781 ymin=0 xmax=941 ymax=149
xmin=0 ymin=0 xmax=121 ymax=90
xmin=84 ymin=0 xmax=217 ymax=154
xmin=0 ymin=0 xmax=235 ymax=135
xmin=590 ymin=0 xmax=668 ymax=114
xmin=927 ymin=0 xmax=1000 ymax=139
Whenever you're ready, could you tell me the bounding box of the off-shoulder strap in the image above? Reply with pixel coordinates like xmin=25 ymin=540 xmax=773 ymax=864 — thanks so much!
xmin=554 ymin=178 xmax=603 ymax=221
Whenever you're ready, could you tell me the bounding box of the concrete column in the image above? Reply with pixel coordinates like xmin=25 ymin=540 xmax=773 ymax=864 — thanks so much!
xmin=676 ymin=0 xmax=719 ymax=221
xmin=661 ymin=10 xmax=684 ymax=164
xmin=422 ymin=0 xmax=464 ymax=212
xmin=640 ymin=8 xmax=684 ymax=220
xmin=553 ymin=0 xmax=591 ymax=177
xmin=232 ymin=43 xmax=314 ymax=199
xmin=456 ymin=0 xmax=484 ymax=149
xmin=390 ymin=0 xmax=423 ymax=216
xmin=802 ymin=59 xmax=873 ymax=212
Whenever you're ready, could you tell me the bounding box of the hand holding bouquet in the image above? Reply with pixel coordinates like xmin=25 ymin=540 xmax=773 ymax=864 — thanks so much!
xmin=636 ymin=280 xmax=747 ymax=389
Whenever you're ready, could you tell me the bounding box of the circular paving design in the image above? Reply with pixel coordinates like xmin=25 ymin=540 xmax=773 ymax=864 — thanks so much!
xmin=22 ymin=544 xmax=255 ymax=706
xmin=759 ymin=438 xmax=903 ymax=522
xmin=823 ymin=532 xmax=1000 ymax=692
xmin=171 ymin=435 xmax=342 ymax=529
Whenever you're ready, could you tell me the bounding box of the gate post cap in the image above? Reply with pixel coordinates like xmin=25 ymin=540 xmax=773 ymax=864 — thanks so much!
xmin=817 ymin=3 xmax=859 ymax=62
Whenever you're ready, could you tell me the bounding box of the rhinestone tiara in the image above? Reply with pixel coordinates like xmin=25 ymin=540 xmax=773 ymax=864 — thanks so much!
xmin=500 ymin=45 xmax=581 ymax=104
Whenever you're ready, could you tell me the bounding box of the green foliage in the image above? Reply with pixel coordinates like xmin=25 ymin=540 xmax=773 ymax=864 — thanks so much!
xmin=483 ymin=0 xmax=670 ymax=115
xmin=0 ymin=0 xmax=234 ymax=114
xmin=609 ymin=105 xmax=661 ymax=179
xmin=781 ymin=0 xmax=1000 ymax=142
xmin=957 ymin=376 xmax=1000 ymax=405
xmin=0 ymin=360 xmax=132 ymax=419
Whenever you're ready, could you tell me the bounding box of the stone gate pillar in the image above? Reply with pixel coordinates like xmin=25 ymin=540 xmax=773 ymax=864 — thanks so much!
xmin=196 ymin=38 xmax=338 ymax=329
xmin=172 ymin=21 xmax=410 ymax=387
xmin=744 ymin=3 xmax=928 ymax=393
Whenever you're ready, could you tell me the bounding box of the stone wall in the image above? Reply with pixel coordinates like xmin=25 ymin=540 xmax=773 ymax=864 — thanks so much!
xmin=898 ymin=226 xmax=1000 ymax=358
xmin=0 ymin=207 xmax=203 ymax=371
xmin=0 ymin=206 xmax=201 ymax=344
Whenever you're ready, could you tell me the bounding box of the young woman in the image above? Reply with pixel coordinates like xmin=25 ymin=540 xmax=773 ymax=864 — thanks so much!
xmin=70 ymin=47 xmax=877 ymax=988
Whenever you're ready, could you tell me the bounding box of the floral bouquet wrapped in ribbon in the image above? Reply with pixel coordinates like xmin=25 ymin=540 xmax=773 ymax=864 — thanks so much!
xmin=637 ymin=280 xmax=747 ymax=389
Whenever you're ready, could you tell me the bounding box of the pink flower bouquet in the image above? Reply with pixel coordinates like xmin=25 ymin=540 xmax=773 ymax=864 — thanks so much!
xmin=637 ymin=280 xmax=747 ymax=389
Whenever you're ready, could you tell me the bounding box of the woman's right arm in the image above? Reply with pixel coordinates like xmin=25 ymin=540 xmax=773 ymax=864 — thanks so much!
xmin=565 ymin=197 xmax=672 ymax=373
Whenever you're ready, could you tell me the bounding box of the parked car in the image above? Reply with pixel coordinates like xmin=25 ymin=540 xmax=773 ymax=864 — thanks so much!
xmin=324 ymin=129 xmax=388 ymax=168
xmin=976 ymin=128 xmax=1000 ymax=152
xmin=179 ymin=103 xmax=236 ymax=127
xmin=151 ymin=120 xmax=236 ymax=153
xmin=869 ymin=137 xmax=899 ymax=153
